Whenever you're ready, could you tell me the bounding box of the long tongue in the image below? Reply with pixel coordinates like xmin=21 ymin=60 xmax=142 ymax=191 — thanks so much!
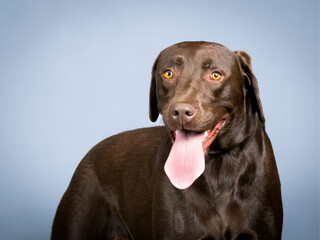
xmin=164 ymin=131 xmax=205 ymax=189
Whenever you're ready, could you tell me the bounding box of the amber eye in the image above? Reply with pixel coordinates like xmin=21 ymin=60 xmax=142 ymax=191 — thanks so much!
xmin=164 ymin=70 xmax=173 ymax=79
xmin=210 ymin=72 xmax=221 ymax=81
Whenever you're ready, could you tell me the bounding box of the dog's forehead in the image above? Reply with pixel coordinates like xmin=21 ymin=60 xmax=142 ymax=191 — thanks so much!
xmin=158 ymin=41 xmax=237 ymax=68
xmin=158 ymin=42 xmax=237 ymax=68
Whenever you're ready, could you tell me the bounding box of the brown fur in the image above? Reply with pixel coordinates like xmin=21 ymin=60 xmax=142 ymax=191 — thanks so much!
xmin=52 ymin=41 xmax=283 ymax=240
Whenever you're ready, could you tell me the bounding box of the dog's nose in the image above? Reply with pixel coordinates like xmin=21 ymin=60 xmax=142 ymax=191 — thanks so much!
xmin=170 ymin=103 xmax=196 ymax=124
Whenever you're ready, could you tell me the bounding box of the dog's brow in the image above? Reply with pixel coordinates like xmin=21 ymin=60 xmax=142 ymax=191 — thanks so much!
xmin=168 ymin=56 xmax=184 ymax=66
xmin=164 ymin=56 xmax=184 ymax=68
xmin=174 ymin=57 xmax=184 ymax=65
xmin=202 ymin=59 xmax=214 ymax=69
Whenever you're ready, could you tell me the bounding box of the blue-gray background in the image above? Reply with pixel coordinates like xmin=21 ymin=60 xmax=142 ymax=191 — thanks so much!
xmin=0 ymin=0 xmax=318 ymax=239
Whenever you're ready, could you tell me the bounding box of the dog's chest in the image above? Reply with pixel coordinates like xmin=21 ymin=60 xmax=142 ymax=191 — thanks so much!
xmin=173 ymin=158 xmax=250 ymax=238
xmin=171 ymin=185 xmax=250 ymax=240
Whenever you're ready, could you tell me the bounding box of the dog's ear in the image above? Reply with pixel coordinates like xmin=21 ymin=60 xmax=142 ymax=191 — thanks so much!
xmin=149 ymin=56 xmax=159 ymax=122
xmin=234 ymin=50 xmax=265 ymax=123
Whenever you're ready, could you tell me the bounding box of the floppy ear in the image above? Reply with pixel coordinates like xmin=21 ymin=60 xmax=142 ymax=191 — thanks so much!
xmin=234 ymin=50 xmax=265 ymax=123
xmin=149 ymin=56 xmax=159 ymax=122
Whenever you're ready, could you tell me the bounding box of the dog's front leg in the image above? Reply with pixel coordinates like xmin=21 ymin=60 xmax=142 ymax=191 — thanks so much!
xmin=51 ymin=169 xmax=134 ymax=240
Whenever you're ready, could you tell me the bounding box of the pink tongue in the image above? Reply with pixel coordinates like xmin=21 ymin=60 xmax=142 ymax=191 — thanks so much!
xmin=164 ymin=130 xmax=205 ymax=189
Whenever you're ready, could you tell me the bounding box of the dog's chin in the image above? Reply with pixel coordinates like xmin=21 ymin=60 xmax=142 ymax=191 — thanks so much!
xmin=167 ymin=114 xmax=230 ymax=151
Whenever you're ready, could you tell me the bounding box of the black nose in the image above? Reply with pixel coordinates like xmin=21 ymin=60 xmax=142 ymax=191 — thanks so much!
xmin=170 ymin=103 xmax=196 ymax=124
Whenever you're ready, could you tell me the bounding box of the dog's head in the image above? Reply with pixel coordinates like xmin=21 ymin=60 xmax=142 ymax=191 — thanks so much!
xmin=149 ymin=41 xmax=265 ymax=189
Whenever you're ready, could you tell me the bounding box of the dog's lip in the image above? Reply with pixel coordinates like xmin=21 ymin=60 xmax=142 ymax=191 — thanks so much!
xmin=169 ymin=114 xmax=229 ymax=150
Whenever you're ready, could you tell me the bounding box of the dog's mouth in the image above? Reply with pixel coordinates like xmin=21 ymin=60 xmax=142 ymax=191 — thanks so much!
xmin=164 ymin=114 xmax=229 ymax=190
xmin=168 ymin=116 xmax=228 ymax=153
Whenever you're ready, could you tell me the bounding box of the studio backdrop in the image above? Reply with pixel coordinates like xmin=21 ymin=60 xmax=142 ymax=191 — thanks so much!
xmin=0 ymin=0 xmax=318 ymax=239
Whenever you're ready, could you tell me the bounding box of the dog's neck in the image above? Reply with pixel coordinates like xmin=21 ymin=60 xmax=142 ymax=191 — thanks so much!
xmin=206 ymin=101 xmax=264 ymax=155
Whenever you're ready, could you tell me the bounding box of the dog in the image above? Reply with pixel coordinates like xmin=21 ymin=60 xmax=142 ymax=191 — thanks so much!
xmin=51 ymin=41 xmax=283 ymax=240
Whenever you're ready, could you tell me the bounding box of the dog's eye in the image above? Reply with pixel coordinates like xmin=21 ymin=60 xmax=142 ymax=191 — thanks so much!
xmin=210 ymin=72 xmax=221 ymax=81
xmin=164 ymin=71 xmax=173 ymax=79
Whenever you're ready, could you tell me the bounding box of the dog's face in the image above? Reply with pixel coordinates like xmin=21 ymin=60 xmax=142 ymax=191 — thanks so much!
xmin=149 ymin=41 xmax=266 ymax=189
xmin=149 ymin=41 xmax=265 ymax=188
xmin=149 ymin=41 xmax=267 ymax=188
xmin=150 ymin=42 xmax=264 ymax=150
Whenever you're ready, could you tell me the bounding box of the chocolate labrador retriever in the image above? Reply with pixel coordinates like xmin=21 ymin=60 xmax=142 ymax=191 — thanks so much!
xmin=52 ymin=41 xmax=283 ymax=240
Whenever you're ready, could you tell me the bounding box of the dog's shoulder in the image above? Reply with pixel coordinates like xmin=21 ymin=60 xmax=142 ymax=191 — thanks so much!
xmin=79 ymin=126 xmax=168 ymax=172
xmin=99 ymin=126 xmax=168 ymax=149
